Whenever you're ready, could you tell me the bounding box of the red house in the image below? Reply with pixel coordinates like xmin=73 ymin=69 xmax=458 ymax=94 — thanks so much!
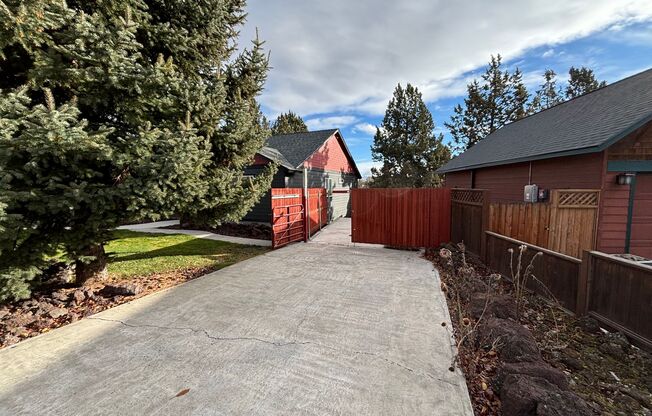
xmin=439 ymin=68 xmax=652 ymax=259
xmin=243 ymin=129 xmax=361 ymax=223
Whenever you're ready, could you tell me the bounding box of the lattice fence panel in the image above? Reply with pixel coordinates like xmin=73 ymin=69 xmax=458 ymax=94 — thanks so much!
xmin=451 ymin=189 xmax=486 ymax=205
xmin=556 ymin=190 xmax=600 ymax=208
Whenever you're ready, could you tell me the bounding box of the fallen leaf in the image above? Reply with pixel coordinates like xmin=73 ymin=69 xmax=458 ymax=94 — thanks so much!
xmin=176 ymin=388 xmax=190 ymax=397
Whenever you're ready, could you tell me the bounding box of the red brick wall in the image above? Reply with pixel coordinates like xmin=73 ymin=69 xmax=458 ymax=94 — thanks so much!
xmin=303 ymin=134 xmax=355 ymax=173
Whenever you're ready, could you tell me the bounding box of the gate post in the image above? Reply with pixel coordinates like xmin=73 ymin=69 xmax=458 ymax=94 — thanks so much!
xmin=303 ymin=168 xmax=309 ymax=241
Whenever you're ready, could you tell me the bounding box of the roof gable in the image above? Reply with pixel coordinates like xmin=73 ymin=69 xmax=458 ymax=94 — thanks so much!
xmin=259 ymin=129 xmax=361 ymax=178
xmin=266 ymin=129 xmax=337 ymax=168
xmin=438 ymin=67 xmax=652 ymax=173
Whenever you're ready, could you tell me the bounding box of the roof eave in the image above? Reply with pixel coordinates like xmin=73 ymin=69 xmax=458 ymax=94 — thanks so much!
xmin=438 ymin=111 xmax=652 ymax=174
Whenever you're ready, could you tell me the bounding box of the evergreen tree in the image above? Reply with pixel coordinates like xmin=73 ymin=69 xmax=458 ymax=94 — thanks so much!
xmin=370 ymin=84 xmax=450 ymax=188
xmin=0 ymin=0 xmax=272 ymax=299
xmin=528 ymin=69 xmax=563 ymax=114
xmin=445 ymin=55 xmax=529 ymax=151
xmin=565 ymin=66 xmax=607 ymax=99
xmin=271 ymin=111 xmax=308 ymax=135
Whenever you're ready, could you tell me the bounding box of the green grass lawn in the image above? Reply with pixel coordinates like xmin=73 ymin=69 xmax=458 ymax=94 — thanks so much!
xmin=106 ymin=230 xmax=269 ymax=278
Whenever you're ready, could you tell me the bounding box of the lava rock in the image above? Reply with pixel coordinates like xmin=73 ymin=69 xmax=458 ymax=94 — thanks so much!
xmin=73 ymin=290 xmax=86 ymax=304
xmin=496 ymin=361 xmax=569 ymax=392
xmin=1 ymin=334 xmax=20 ymax=346
xmin=100 ymin=284 xmax=141 ymax=297
xmin=470 ymin=293 xmax=517 ymax=320
xmin=48 ymin=307 xmax=68 ymax=319
xmin=560 ymin=355 xmax=584 ymax=371
xmin=479 ymin=317 xmax=542 ymax=363
xmin=5 ymin=313 xmax=37 ymax=328
xmin=10 ymin=326 xmax=29 ymax=336
xmin=599 ymin=342 xmax=625 ymax=359
xmin=501 ymin=374 xmax=593 ymax=416
xmin=576 ymin=316 xmax=601 ymax=334
xmin=0 ymin=309 xmax=9 ymax=320
xmin=51 ymin=291 xmax=69 ymax=302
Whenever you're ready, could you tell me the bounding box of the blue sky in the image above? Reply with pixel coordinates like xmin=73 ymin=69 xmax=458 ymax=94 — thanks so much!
xmin=242 ymin=1 xmax=652 ymax=176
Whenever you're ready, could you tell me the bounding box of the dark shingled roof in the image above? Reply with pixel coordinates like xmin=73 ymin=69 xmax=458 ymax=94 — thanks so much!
xmin=438 ymin=68 xmax=652 ymax=173
xmin=265 ymin=129 xmax=338 ymax=168
xmin=258 ymin=146 xmax=295 ymax=171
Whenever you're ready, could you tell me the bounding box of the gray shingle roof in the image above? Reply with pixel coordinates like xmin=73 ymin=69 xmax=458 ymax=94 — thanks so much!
xmin=438 ymin=68 xmax=652 ymax=173
xmin=265 ymin=129 xmax=338 ymax=168
xmin=258 ymin=146 xmax=295 ymax=171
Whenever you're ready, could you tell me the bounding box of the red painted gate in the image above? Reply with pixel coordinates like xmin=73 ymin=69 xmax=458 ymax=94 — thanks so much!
xmin=271 ymin=188 xmax=327 ymax=249
xmin=307 ymin=188 xmax=328 ymax=236
xmin=351 ymin=188 xmax=451 ymax=247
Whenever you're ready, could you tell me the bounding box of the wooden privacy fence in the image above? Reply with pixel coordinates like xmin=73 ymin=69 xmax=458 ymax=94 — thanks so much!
xmin=451 ymin=189 xmax=489 ymax=257
xmin=485 ymin=231 xmax=582 ymax=312
xmin=579 ymin=251 xmax=652 ymax=348
xmin=483 ymin=230 xmax=652 ymax=349
xmin=488 ymin=189 xmax=600 ymax=258
xmin=271 ymin=187 xmax=328 ymax=248
xmin=351 ymin=188 xmax=451 ymax=247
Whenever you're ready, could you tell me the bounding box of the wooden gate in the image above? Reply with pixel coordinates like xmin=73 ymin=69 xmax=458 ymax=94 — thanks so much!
xmin=488 ymin=189 xmax=600 ymax=258
xmin=351 ymin=188 xmax=451 ymax=247
xmin=271 ymin=189 xmax=305 ymax=249
xmin=271 ymin=188 xmax=328 ymax=248
xmin=306 ymin=188 xmax=328 ymax=237
xmin=451 ymin=189 xmax=489 ymax=257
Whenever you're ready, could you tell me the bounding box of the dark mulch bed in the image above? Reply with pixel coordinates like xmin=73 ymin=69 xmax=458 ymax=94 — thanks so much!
xmin=0 ymin=266 xmax=212 ymax=349
xmin=169 ymin=222 xmax=272 ymax=241
xmin=426 ymin=244 xmax=652 ymax=416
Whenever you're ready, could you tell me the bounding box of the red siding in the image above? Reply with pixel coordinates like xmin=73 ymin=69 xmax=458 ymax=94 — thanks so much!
xmin=630 ymin=173 xmax=652 ymax=258
xmin=597 ymin=170 xmax=629 ymax=253
xmin=466 ymin=153 xmax=603 ymax=203
xmin=252 ymin=154 xmax=270 ymax=166
xmin=444 ymin=171 xmax=472 ymax=188
xmin=302 ymin=134 xmax=355 ymax=173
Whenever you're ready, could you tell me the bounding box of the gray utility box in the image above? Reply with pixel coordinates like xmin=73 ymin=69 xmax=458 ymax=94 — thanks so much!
xmin=524 ymin=184 xmax=539 ymax=203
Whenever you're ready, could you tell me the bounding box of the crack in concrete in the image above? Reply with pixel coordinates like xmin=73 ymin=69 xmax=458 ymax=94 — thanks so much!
xmin=87 ymin=316 xmax=457 ymax=386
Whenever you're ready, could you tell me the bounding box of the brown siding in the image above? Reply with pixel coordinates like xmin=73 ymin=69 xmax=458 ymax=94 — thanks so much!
xmin=630 ymin=173 xmax=652 ymax=258
xmin=471 ymin=153 xmax=603 ymax=203
xmin=444 ymin=171 xmax=472 ymax=188
xmin=474 ymin=162 xmax=530 ymax=202
xmin=598 ymin=121 xmax=652 ymax=254
xmin=597 ymin=170 xmax=629 ymax=253
xmin=608 ymin=122 xmax=652 ymax=161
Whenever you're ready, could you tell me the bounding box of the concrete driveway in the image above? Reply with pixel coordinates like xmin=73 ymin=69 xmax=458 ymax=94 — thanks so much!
xmin=0 ymin=219 xmax=472 ymax=415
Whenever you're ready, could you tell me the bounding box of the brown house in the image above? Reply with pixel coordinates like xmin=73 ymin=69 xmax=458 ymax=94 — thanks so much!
xmin=438 ymin=68 xmax=652 ymax=259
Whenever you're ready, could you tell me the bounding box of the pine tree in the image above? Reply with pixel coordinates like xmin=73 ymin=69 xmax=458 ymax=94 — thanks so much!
xmin=0 ymin=0 xmax=272 ymax=299
xmin=565 ymin=66 xmax=607 ymax=99
xmin=445 ymin=55 xmax=529 ymax=151
xmin=528 ymin=69 xmax=563 ymax=114
xmin=370 ymin=84 xmax=450 ymax=188
xmin=271 ymin=111 xmax=308 ymax=135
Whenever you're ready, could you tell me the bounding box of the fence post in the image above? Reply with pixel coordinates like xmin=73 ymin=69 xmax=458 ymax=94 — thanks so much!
xmin=576 ymin=250 xmax=591 ymax=315
xmin=480 ymin=190 xmax=490 ymax=263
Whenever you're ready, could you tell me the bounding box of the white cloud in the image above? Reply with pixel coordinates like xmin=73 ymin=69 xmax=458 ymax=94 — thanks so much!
xmin=542 ymin=48 xmax=555 ymax=58
xmin=243 ymin=0 xmax=652 ymax=116
xmin=353 ymin=123 xmax=378 ymax=135
xmin=355 ymin=160 xmax=382 ymax=178
xmin=305 ymin=115 xmax=358 ymax=130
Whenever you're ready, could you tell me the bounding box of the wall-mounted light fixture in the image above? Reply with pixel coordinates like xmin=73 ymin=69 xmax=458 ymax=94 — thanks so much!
xmin=616 ymin=173 xmax=635 ymax=185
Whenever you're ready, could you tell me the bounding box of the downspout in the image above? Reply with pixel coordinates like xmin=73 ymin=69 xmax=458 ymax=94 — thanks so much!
xmin=528 ymin=162 xmax=532 ymax=185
